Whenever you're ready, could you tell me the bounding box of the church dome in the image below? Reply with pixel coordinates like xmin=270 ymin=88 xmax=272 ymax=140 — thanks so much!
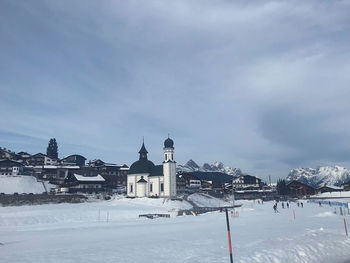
xmin=164 ymin=137 xmax=174 ymax=148
xmin=129 ymin=159 xmax=155 ymax=175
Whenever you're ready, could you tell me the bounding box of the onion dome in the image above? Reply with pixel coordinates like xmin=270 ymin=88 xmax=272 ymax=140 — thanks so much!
xmin=164 ymin=137 xmax=174 ymax=148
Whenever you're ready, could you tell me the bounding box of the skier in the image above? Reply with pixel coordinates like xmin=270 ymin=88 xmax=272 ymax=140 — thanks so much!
xmin=273 ymin=203 xmax=278 ymax=213
xmin=297 ymin=202 xmax=300 ymax=207
xmin=301 ymin=202 xmax=303 ymax=208
xmin=282 ymin=202 xmax=285 ymax=209
xmin=286 ymin=202 xmax=289 ymax=209
xmin=318 ymin=201 xmax=322 ymax=207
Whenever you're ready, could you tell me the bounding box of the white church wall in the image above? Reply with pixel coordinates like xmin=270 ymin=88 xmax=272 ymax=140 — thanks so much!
xmin=163 ymin=164 xmax=170 ymax=197
xmin=149 ymin=177 xmax=160 ymax=197
xmin=127 ymin=175 xmax=136 ymax=197
xmin=136 ymin=182 xmax=147 ymax=197
xmin=127 ymin=173 xmax=149 ymax=197
xmin=163 ymin=162 xmax=176 ymax=198
xmin=170 ymin=163 xmax=176 ymax=197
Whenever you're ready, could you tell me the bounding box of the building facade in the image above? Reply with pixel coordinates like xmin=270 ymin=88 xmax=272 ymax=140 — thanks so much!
xmin=60 ymin=154 xmax=87 ymax=167
xmin=127 ymin=137 xmax=177 ymax=198
xmin=0 ymin=159 xmax=23 ymax=176
xmin=232 ymin=175 xmax=262 ymax=190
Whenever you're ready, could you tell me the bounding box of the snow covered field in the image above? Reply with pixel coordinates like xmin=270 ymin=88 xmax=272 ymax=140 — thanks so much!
xmin=0 ymin=175 xmax=52 ymax=194
xmin=1 ymin=197 xmax=350 ymax=263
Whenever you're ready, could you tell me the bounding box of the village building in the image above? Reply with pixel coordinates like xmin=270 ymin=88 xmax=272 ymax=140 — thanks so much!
xmin=232 ymin=174 xmax=262 ymax=190
xmin=27 ymin=153 xmax=58 ymax=166
xmin=48 ymin=166 xmax=81 ymax=185
xmin=177 ymin=171 xmax=232 ymax=191
xmin=79 ymin=161 xmax=129 ymax=192
xmin=60 ymin=154 xmax=87 ymax=167
xmin=287 ymin=180 xmax=316 ymax=196
xmin=0 ymin=148 xmax=16 ymax=159
xmin=317 ymin=185 xmax=343 ymax=193
xmin=0 ymin=159 xmax=24 ymax=176
xmin=127 ymin=137 xmax=176 ymax=198
xmin=62 ymin=173 xmax=105 ymax=193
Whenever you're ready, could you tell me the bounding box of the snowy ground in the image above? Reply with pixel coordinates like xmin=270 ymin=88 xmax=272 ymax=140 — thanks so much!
xmin=1 ymin=197 xmax=350 ymax=263
xmin=0 ymin=175 xmax=52 ymax=194
xmin=313 ymin=190 xmax=350 ymax=199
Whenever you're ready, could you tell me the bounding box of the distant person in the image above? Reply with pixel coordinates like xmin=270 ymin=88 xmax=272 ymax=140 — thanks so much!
xmin=297 ymin=202 xmax=300 ymax=207
xmin=318 ymin=201 xmax=322 ymax=207
xmin=301 ymin=202 xmax=303 ymax=208
xmin=273 ymin=203 xmax=278 ymax=213
xmin=286 ymin=202 xmax=289 ymax=209
xmin=282 ymin=202 xmax=285 ymax=209
xmin=329 ymin=201 xmax=331 ymax=207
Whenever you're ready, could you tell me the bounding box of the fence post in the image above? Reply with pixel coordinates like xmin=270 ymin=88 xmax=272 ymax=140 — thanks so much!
xmin=344 ymin=218 xmax=348 ymax=237
xmin=225 ymin=208 xmax=233 ymax=263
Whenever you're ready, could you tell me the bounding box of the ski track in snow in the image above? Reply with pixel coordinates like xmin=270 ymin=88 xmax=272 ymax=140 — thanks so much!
xmin=1 ymin=197 xmax=350 ymax=262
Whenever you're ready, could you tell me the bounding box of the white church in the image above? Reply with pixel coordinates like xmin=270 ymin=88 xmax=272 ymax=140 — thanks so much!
xmin=127 ymin=137 xmax=177 ymax=198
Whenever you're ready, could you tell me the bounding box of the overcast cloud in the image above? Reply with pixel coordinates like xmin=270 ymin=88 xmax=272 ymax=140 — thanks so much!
xmin=1 ymin=0 xmax=350 ymax=181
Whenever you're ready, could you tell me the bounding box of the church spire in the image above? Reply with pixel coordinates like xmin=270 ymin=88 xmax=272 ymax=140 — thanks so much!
xmin=138 ymin=140 xmax=148 ymax=160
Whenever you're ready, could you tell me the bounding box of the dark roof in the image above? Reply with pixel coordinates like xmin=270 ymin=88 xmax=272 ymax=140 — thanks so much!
xmin=286 ymin=180 xmax=315 ymax=189
xmin=137 ymin=177 xmax=147 ymax=183
xmin=129 ymin=159 xmax=155 ymax=174
xmin=61 ymin=154 xmax=87 ymax=161
xmin=150 ymin=165 xmax=163 ymax=177
xmin=32 ymin=153 xmax=46 ymax=157
xmin=17 ymin=152 xmax=30 ymax=155
xmin=164 ymin=137 xmax=174 ymax=148
xmin=138 ymin=142 xmax=148 ymax=155
xmin=0 ymin=159 xmax=24 ymax=166
xmin=236 ymin=174 xmax=261 ymax=181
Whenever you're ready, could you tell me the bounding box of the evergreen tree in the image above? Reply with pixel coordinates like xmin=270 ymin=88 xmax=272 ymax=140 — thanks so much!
xmin=46 ymin=138 xmax=58 ymax=159
xmin=277 ymin=179 xmax=288 ymax=195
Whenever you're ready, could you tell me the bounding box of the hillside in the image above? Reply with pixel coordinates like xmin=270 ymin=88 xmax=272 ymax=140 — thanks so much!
xmin=177 ymin=159 xmax=243 ymax=177
xmin=286 ymin=166 xmax=350 ymax=187
xmin=0 ymin=175 xmax=53 ymax=194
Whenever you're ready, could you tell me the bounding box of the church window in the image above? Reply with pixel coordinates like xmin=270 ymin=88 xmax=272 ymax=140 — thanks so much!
xmin=161 ymin=183 xmax=164 ymax=192
xmin=165 ymin=154 xmax=167 ymax=161
xmin=150 ymin=183 xmax=153 ymax=192
xmin=171 ymin=154 xmax=173 ymax=160
xmin=130 ymin=184 xmax=133 ymax=193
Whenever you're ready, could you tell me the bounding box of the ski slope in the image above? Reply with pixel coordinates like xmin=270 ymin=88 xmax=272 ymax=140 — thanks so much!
xmin=1 ymin=198 xmax=350 ymax=262
xmin=0 ymin=175 xmax=53 ymax=194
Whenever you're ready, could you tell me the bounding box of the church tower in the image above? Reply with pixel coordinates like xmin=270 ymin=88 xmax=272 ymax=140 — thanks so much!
xmin=163 ymin=136 xmax=176 ymax=198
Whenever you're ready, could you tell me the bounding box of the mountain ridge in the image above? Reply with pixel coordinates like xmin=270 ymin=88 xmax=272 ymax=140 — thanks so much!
xmin=286 ymin=165 xmax=350 ymax=187
xmin=177 ymin=159 xmax=243 ymax=177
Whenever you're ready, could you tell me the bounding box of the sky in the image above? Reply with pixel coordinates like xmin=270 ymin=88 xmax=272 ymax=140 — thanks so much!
xmin=1 ymin=0 xmax=350 ymax=181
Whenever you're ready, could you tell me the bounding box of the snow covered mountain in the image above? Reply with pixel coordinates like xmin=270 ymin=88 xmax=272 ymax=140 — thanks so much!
xmin=286 ymin=166 xmax=350 ymax=187
xmin=177 ymin=159 xmax=243 ymax=176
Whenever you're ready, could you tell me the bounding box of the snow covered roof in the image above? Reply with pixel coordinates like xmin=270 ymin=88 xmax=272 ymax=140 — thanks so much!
xmin=42 ymin=165 xmax=80 ymax=169
xmin=43 ymin=165 xmax=58 ymax=169
xmin=73 ymin=174 xmax=105 ymax=182
xmin=318 ymin=185 xmax=344 ymax=190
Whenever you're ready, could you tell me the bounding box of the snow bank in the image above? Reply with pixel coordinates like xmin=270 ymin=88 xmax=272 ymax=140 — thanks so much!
xmin=312 ymin=191 xmax=350 ymax=198
xmin=314 ymin=211 xmax=336 ymax=217
xmin=0 ymin=175 xmax=53 ymax=194
xmin=187 ymin=193 xmax=231 ymax=207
